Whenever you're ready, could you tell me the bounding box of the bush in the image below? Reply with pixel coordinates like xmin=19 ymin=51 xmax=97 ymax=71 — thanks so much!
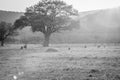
xmin=46 ymin=48 xmax=58 ymax=52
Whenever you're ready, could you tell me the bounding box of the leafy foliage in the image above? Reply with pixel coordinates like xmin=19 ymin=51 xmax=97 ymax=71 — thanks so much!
xmin=14 ymin=16 xmax=29 ymax=29
xmin=0 ymin=21 xmax=16 ymax=46
xmin=14 ymin=0 xmax=79 ymax=46
xmin=15 ymin=0 xmax=79 ymax=34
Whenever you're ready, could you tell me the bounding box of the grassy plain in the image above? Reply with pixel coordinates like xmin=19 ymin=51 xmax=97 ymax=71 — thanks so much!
xmin=0 ymin=44 xmax=120 ymax=80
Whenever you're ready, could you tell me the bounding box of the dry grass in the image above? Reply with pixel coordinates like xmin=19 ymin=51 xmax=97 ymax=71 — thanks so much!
xmin=0 ymin=44 xmax=120 ymax=80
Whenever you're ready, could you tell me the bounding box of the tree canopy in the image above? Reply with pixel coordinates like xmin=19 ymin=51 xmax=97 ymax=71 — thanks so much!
xmin=14 ymin=0 xmax=80 ymax=46
xmin=0 ymin=21 xmax=16 ymax=46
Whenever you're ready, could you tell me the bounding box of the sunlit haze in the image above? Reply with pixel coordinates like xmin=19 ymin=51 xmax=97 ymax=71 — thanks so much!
xmin=0 ymin=0 xmax=120 ymax=12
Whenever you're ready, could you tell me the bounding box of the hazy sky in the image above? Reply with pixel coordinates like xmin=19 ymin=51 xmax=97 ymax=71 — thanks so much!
xmin=0 ymin=0 xmax=120 ymax=12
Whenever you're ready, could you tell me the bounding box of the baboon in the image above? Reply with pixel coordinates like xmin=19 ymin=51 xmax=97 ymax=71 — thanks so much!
xmin=20 ymin=46 xmax=23 ymax=49
xmin=20 ymin=44 xmax=27 ymax=49
xmin=24 ymin=44 xmax=27 ymax=49
xmin=84 ymin=45 xmax=87 ymax=48
xmin=97 ymin=45 xmax=101 ymax=48
xmin=68 ymin=47 xmax=71 ymax=50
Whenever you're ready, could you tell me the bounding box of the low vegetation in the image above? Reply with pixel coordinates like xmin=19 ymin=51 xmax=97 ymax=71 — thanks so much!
xmin=0 ymin=44 xmax=120 ymax=80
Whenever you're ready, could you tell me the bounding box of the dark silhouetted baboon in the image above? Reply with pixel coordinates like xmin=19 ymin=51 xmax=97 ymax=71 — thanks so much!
xmin=24 ymin=44 xmax=27 ymax=49
xmin=84 ymin=45 xmax=87 ymax=48
xmin=97 ymin=45 xmax=101 ymax=48
xmin=20 ymin=46 xmax=23 ymax=49
xmin=68 ymin=47 xmax=71 ymax=50
xmin=20 ymin=44 xmax=27 ymax=49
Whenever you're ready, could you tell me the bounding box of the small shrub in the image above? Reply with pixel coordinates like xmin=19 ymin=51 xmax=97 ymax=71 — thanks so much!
xmin=63 ymin=68 xmax=71 ymax=71
xmin=114 ymin=75 xmax=120 ymax=80
xmin=89 ymin=69 xmax=100 ymax=73
xmin=46 ymin=48 xmax=58 ymax=52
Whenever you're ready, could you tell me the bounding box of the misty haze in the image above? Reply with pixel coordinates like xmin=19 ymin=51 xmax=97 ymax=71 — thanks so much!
xmin=0 ymin=0 xmax=120 ymax=80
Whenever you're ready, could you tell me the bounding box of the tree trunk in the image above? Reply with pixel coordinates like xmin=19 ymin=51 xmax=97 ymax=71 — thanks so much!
xmin=1 ymin=40 xmax=4 ymax=46
xmin=43 ymin=34 xmax=50 ymax=47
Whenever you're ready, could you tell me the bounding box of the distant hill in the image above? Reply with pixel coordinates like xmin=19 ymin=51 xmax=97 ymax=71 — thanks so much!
xmin=78 ymin=7 xmax=120 ymax=43
xmin=0 ymin=8 xmax=120 ymax=43
xmin=0 ymin=10 xmax=23 ymax=23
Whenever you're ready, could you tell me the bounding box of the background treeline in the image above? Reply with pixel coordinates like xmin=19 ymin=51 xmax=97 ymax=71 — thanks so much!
xmin=0 ymin=7 xmax=120 ymax=44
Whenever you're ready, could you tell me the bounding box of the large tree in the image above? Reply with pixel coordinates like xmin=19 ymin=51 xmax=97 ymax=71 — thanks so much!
xmin=0 ymin=21 xmax=16 ymax=46
xmin=14 ymin=0 xmax=80 ymax=47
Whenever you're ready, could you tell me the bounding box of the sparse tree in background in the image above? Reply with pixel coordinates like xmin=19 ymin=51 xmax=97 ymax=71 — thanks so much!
xmin=0 ymin=21 xmax=16 ymax=46
xmin=14 ymin=0 xmax=80 ymax=47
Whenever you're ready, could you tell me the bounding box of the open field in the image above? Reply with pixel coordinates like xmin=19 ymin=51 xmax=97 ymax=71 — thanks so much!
xmin=0 ymin=44 xmax=120 ymax=80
